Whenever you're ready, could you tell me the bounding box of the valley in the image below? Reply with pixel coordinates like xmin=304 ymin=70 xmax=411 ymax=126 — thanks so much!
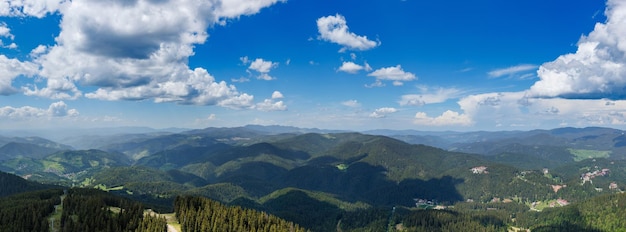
xmin=1 ymin=125 xmax=626 ymax=231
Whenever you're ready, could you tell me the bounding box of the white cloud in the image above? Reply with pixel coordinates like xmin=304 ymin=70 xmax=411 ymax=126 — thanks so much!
xmin=365 ymin=80 xmax=385 ymax=88
xmin=217 ymin=93 xmax=255 ymax=109
xmin=256 ymin=99 xmax=287 ymax=111
xmin=249 ymin=58 xmax=278 ymax=73
xmin=488 ymin=64 xmax=538 ymax=78
xmin=248 ymin=58 xmax=278 ymax=80
xmin=369 ymin=107 xmax=398 ymax=118
xmin=240 ymin=56 xmax=250 ymax=64
xmin=367 ymin=65 xmax=416 ymax=86
xmin=0 ymin=22 xmax=16 ymax=49
xmin=23 ymin=76 xmax=81 ymax=99
xmin=271 ymin=91 xmax=284 ymax=99
xmin=528 ymin=0 xmax=626 ymax=99
xmin=0 ymin=55 xmax=38 ymax=95
xmin=47 ymin=101 xmax=79 ymax=116
xmin=317 ymin=14 xmax=379 ymax=52
xmin=257 ymin=73 xmax=275 ymax=81
xmin=399 ymin=87 xmax=461 ymax=106
xmin=231 ymin=77 xmax=250 ymax=83
xmin=30 ymin=45 xmax=48 ymax=57
xmin=342 ymin=99 xmax=361 ymax=108
xmin=0 ymin=22 xmax=14 ymax=40
xmin=413 ymin=110 xmax=472 ymax=126
xmin=1 ymin=0 xmax=282 ymax=111
xmin=215 ymin=0 xmax=285 ymax=19
xmin=0 ymin=0 xmax=68 ymax=18
xmin=83 ymin=68 xmax=255 ymax=109
xmin=338 ymin=61 xmax=365 ymax=74
xmin=0 ymin=101 xmax=78 ymax=118
xmin=0 ymin=24 xmax=10 ymax=37
xmin=254 ymin=90 xmax=286 ymax=111
xmin=453 ymin=91 xmax=626 ymax=128
xmin=207 ymin=113 xmax=217 ymax=120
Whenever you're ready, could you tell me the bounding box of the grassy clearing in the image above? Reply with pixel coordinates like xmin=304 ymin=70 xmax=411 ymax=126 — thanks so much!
xmin=42 ymin=160 xmax=65 ymax=173
xmin=336 ymin=164 xmax=348 ymax=171
xmin=94 ymin=184 xmax=124 ymax=191
xmin=568 ymin=149 xmax=611 ymax=162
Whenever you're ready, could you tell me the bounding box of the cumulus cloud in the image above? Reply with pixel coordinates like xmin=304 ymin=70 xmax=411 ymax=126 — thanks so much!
xmin=342 ymin=99 xmax=361 ymax=108
xmin=0 ymin=101 xmax=78 ymax=118
xmin=399 ymin=87 xmax=461 ymax=106
xmin=248 ymin=58 xmax=278 ymax=80
xmin=0 ymin=55 xmax=38 ymax=95
xmin=0 ymin=0 xmax=284 ymax=111
xmin=369 ymin=107 xmax=398 ymax=118
xmin=528 ymin=0 xmax=626 ymax=99
xmin=367 ymin=65 xmax=416 ymax=86
xmin=413 ymin=110 xmax=472 ymax=126
xmin=271 ymin=91 xmax=284 ymax=99
xmin=249 ymin=58 xmax=278 ymax=73
xmin=452 ymin=92 xmax=626 ymax=128
xmin=488 ymin=64 xmax=538 ymax=78
xmin=0 ymin=23 xmax=13 ymax=39
xmin=47 ymin=101 xmax=79 ymax=116
xmin=30 ymin=45 xmax=48 ymax=57
xmin=215 ymin=0 xmax=285 ymax=19
xmin=0 ymin=0 xmax=68 ymax=18
xmin=253 ymin=90 xmax=287 ymax=111
xmin=317 ymin=14 xmax=379 ymax=52
xmin=256 ymin=99 xmax=287 ymax=111
xmin=338 ymin=61 xmax=371 ymax=74
xmin=0 ymin=22 xmax=17 ymax=49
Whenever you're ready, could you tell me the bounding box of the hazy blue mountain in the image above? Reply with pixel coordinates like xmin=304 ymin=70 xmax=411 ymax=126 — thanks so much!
xmin=0 ymin=136 xmax=72 ymax=161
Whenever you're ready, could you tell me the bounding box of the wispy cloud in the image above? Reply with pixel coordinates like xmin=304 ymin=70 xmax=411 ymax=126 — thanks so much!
xmin=399 ymin=87 xmax=462 ymax=106
xmin=488 ymin=64 xmax=538 ymax=78
xmin=342 ymin=100 xmax=361 ymax=108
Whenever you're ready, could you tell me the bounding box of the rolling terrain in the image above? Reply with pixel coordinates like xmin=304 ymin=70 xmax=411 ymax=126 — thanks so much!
xmin=1 ymin=126 xmax=626 ymax=231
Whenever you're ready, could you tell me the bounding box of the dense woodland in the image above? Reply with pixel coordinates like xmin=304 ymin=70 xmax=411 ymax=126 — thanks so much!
xmin=60 ymin=188 xmax=166 ymax=232
xmin=0 ymin=189 xmax=62 ymax=232
xmin=0 ymin=171 xmax=55 ymax=197
xmin=174 ymin=195 xmax=307 ymax=232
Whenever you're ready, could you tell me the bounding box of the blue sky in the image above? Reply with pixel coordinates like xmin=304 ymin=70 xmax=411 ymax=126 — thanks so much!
xmin=1 ymin=0 xmax=625 ymax=131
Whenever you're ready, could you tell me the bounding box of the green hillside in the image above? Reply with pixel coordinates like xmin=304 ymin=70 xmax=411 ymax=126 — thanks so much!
xmin=3 ymin=127 xmax=626 ymax=231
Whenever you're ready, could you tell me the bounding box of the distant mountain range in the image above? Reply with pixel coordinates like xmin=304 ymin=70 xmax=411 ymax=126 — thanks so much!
xmin=1 ymin=125 xmax=624 ymax=205
xmin=2 ymin=125 xmax=626 ymax=231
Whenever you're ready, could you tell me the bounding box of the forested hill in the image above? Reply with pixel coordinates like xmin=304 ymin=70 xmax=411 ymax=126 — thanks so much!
xmin=0 ymin=170 xmax=55 ymax=197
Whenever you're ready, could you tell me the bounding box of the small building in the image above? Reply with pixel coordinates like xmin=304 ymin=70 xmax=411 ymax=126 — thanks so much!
xmin=471 ymin=166 xmax=488 ymax=174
